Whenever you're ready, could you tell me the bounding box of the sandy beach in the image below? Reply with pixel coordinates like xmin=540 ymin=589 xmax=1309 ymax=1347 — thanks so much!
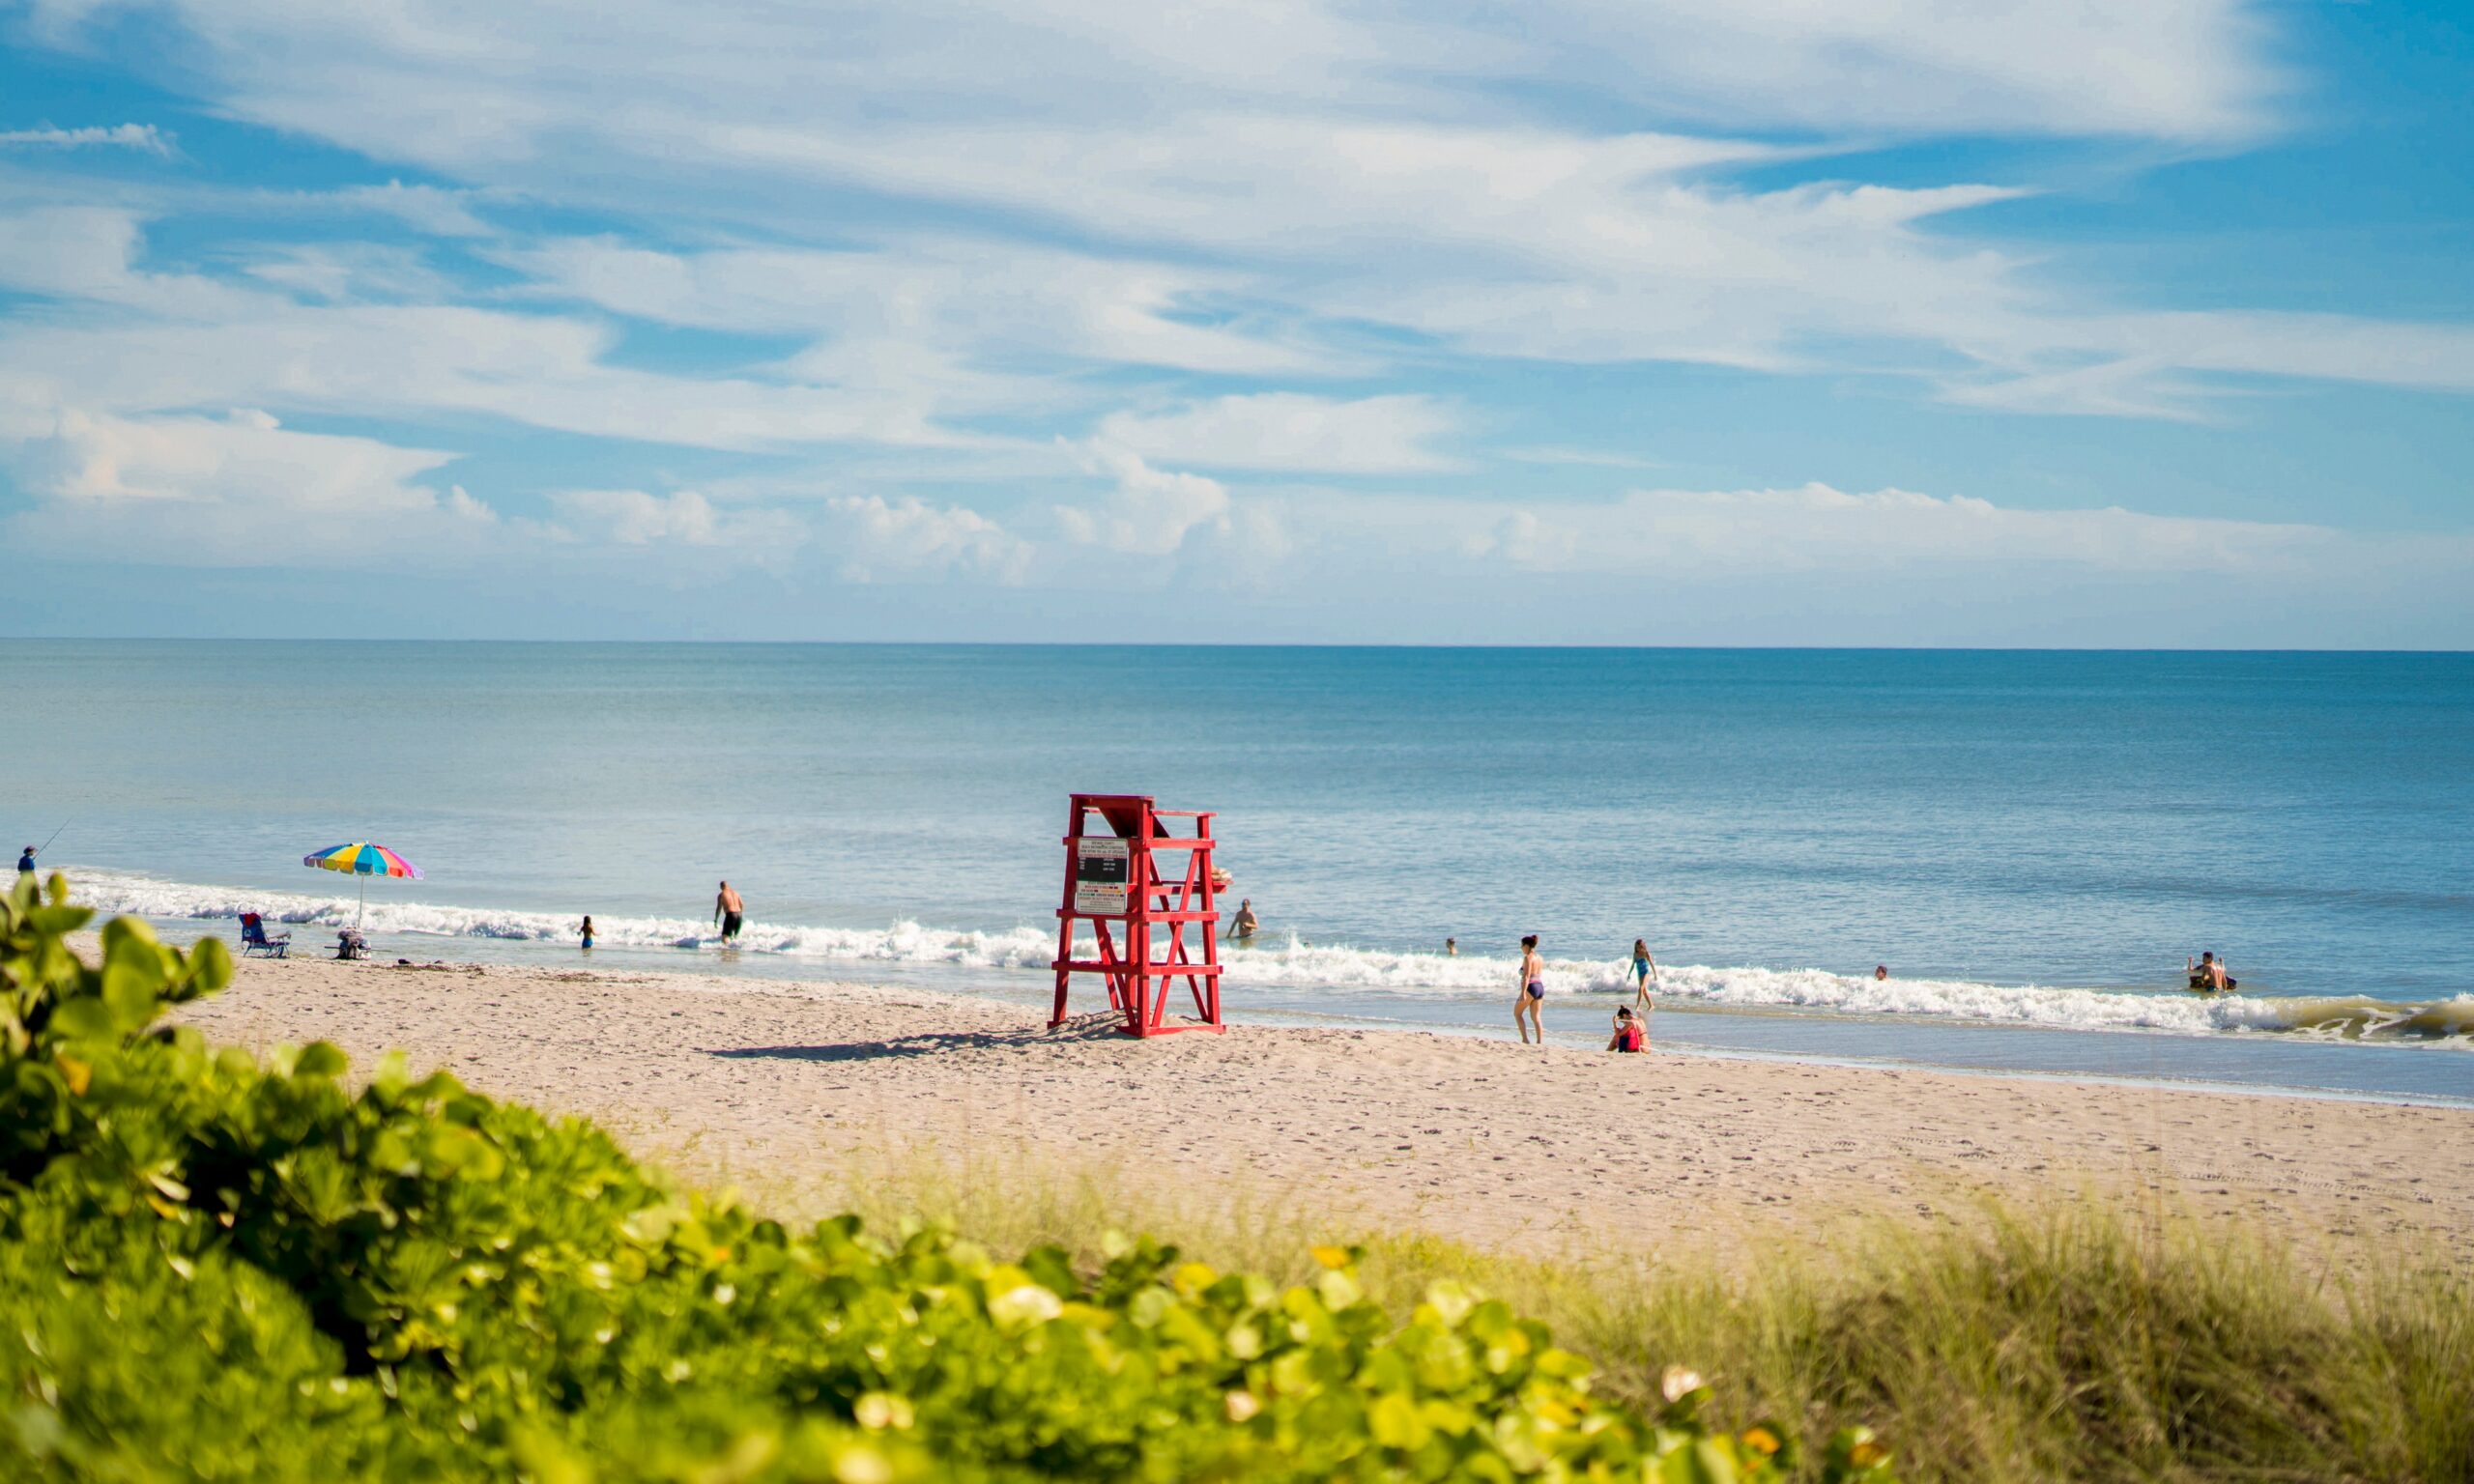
xmin=174 ymin=951 xmax=2474 ymax=1265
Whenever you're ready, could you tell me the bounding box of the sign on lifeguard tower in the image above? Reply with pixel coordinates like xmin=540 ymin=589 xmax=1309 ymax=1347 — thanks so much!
xmin=1071 ymin=836 xmax=1131 ymax=916
xmin=1050 ymin=793 xmax=1225 ymax=1037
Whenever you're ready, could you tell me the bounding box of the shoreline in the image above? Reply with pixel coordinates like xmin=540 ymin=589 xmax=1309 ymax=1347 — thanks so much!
xmin=168 ymin=949 xmax=2474 ymax=1266
xmin=80 ymin=881 xmax=2474 ymax=1106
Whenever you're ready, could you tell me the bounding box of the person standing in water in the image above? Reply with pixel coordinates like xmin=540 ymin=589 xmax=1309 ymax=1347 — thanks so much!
xmin=1445 ymin=937 xmax=1457 ymax=956
xmin=1229 ymin=898 xmax=1259 ymax=941
xmin=1514 ymin=934 xmax=1546 ymax=1044
xmin=579 ymin=915 xmax=595 ymax=951
xmin=714 ymin=882 xmax=745 ymax=944
xmin=1629 ymin=938 xmax=1658 ymax=1013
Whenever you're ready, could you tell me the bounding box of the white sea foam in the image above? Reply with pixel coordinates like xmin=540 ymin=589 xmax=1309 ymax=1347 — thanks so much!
xmin=64 ymin=869 xmax=2472 ymax=1044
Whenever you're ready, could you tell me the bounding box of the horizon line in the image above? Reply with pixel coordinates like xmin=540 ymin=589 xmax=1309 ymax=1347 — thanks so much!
xmin=9 ymin=636 xmax=2471 ymax=656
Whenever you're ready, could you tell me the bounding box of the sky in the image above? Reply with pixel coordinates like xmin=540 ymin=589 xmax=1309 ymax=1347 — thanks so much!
xmin=1 ymin=0 xmax=2469 ymax=646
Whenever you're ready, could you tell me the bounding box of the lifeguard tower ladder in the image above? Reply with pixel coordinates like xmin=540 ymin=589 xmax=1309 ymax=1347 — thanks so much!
xmin=1050 ymin=793 xmax=1224 ymax=1037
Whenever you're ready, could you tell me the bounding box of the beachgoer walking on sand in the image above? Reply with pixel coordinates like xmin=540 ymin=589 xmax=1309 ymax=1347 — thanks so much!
xmin=1629 ymin=938 xmax=1658 ymax=1013
xmin=14 ymin=845 xmax=33 ymax=876
xmin=579 ymin=916 xmax=595 ymax=951
xmin=1230 ymin=898 xmax=1259 ymax=941
xmin=1607 ymin=1006 xmax=1646 ymax=1052
xmin=714 ymin=882 xmax=744 ymax=943
xmin=1514 ymin=934 xmax=1546 ymax=1044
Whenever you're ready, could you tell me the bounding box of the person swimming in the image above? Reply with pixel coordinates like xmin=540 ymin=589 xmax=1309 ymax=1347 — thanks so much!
xmin=1607 ymin=1005 xmax=1646 ymax=1053
xmin=1514 ymin=934 xmax=1546 ymax=1044
xmin=1445 ymin=937 xmax=1457 ymax=956
xmin=2188 ymin=952 xmax=2236 ymax=991
xmin=1874 ymin=964 xmax=1888 ymax=982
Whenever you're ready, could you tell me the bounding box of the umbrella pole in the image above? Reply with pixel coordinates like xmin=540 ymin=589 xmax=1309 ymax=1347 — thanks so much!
xmin=358 ymin=876 xmax=366 ymax=931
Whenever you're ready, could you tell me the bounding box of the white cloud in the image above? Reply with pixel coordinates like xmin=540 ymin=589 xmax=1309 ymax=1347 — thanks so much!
xmin=1458 ymin=483 xmax=2329 ymax=574
xmin=28 ymin=1 xmax=2278 ymax=182
xmin=0 ymin=6 xmax=2453 ymax=425
xmin=1095 ymin=394 xmax=1457 ymax=473
xmin=325 ymin=181 xmax=492 ymax=238
xmin=820 ymin=495 xmax=1029 ymax=582
xmin=549 ymin=488 xmax=721 ymax=545
xmin=0 ymin=208 xmax=991 ymax=453
xmin=242 ymin=243 xmax=456 ymax=303
xmin=0 ymin=123 xmax=172 ymax=156
xmin=3 ymin=405 xmax=494 ymax=565
xmin=1456 ymin=0 xmax=2282 ymax=141
xmin=1502 ymin=446 xmax=1661 ymax=470
xmin=508 ymin=236 xmax=1316 ymax=380
xmin=1055 ymin=440 xmax=1230 ymax=556
xmin=5 ymin=0 xmax=2369 ymax=416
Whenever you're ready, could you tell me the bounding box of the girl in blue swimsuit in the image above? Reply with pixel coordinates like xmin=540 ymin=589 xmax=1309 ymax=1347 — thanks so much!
xmin=1514 ymin=934 xmax=1546 ymax=1044
xmin=1630 ymin=938 xmax=1657 ymax=1013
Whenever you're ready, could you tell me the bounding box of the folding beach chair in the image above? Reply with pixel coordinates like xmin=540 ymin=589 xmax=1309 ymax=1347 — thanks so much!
xmin=239 ymin=913 xmax=291 ymax=958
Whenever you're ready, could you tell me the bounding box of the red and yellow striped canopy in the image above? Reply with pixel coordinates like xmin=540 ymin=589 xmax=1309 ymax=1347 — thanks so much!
xmin=301 ymin=842 xmax=422 ymax=879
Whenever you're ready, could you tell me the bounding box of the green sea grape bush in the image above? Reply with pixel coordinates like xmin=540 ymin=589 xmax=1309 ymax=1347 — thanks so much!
xmin=0 ymin=871 xmax=1896 ymax=1482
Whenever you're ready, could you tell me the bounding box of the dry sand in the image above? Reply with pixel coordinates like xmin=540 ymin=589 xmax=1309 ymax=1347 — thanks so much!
xmin=174 ymin=952 xmax=2474 ymax=1264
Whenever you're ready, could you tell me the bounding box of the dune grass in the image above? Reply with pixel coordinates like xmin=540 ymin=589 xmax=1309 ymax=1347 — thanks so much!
xmin=731 ymin=1137 xmax=2474 ymax=1484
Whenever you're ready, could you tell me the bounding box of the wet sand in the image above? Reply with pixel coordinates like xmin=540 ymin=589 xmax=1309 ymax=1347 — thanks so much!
xmin=174 ymin=952 xmax=2474 ymax=1263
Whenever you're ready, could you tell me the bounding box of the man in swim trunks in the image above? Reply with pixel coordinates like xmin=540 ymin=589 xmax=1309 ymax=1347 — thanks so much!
xmin=714 ymin=881 xmax=745 ymax=943
xmin=2188 ymin=952 xmax=2233 ymax=990
xmin=1229 ymin=898 xmax=1258 ymax=941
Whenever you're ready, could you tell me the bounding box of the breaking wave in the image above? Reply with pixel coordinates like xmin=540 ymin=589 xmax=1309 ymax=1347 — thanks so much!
xmin=67 ymin=869 xmax=2474 ymax=1046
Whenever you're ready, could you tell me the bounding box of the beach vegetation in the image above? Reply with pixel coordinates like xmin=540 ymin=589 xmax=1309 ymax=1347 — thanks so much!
xmin=0 ymin=872 xmax=1889 ymax=1482
xmin=807 ymin=1091 xmax=2474 ymax=1482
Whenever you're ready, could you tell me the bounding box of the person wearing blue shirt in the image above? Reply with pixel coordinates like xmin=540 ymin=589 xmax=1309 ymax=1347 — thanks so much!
xmin=14 ymin=846 xmax=34 ymax=875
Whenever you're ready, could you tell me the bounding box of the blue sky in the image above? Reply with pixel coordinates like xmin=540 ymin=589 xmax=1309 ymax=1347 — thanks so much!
xmin=1 ymin=0 xmax=2469 ymax=645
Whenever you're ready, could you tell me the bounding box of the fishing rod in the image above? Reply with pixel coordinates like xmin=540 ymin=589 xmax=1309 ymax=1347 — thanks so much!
xmin=37 ymin=820 xmax=68 ymax=853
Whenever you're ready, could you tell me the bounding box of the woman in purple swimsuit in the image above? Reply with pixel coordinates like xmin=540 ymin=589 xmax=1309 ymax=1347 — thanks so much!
xmin=1514 ymin=933 xmax=1546 ymax=1044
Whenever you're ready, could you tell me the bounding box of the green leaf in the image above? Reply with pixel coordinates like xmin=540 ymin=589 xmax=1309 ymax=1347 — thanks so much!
xmin=187 ymin=935 xmax=234 ymax=995
xmin=101 ymin=954 xmax=160 ymax=1031
xmin=49 ymin=996 xmax=117 ymax=1042
xmin=294 ymin=1042 xmax=350 ymax=1080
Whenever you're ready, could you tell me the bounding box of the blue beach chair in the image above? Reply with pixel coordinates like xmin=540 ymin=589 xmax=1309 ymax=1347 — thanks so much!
xmin=239 ymin=912 xmax=291 ymax=958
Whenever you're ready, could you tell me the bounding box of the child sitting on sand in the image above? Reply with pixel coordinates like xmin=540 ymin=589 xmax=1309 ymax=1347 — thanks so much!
xmin=1607 ymin=1006 xmax=1645 ymax=1053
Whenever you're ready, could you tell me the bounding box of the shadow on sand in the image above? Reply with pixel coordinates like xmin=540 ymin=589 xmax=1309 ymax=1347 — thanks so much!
xmin=708 ymin=1013 xmax=1136 ymax=1066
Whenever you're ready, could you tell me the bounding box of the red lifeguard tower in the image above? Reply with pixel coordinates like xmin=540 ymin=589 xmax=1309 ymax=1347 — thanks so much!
xmin=1050 ymin=793 xmax=1225 ymax=1037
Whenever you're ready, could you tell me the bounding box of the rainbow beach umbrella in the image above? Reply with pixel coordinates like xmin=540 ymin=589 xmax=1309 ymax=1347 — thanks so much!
xmin=302 ymin=842 xmax=423 ymax=929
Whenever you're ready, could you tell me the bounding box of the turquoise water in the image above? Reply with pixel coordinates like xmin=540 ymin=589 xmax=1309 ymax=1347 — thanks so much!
xmin=12 ymin=641 xmax=2471 ymax=1100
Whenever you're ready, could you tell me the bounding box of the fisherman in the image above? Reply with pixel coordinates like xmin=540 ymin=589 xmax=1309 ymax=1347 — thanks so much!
xmin=14 ymin=845 xmax=33 ymax=876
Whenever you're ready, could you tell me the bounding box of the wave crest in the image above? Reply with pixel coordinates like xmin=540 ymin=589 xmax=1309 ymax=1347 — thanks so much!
xmin=66 ymin=869 xmax=2471 ymax=1044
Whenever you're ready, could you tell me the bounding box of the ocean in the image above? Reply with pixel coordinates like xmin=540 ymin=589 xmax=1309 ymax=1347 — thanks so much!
xmin=12 ymin=641 xmax=2471 ymax=1102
